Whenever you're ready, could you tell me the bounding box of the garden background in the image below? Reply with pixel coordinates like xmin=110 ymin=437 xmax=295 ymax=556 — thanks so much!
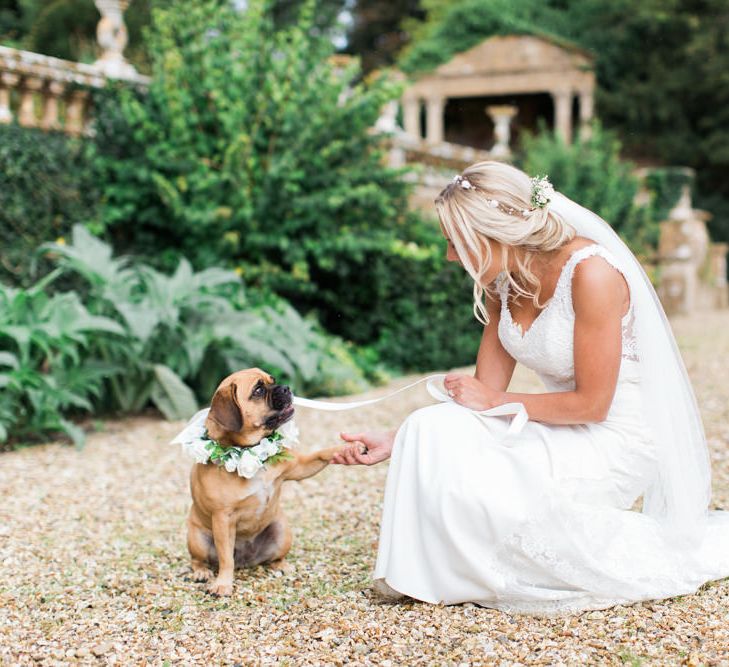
xmin=2 ymin=1 xmax=729 ymax=665
xmin=3 ymin=0 xmax=727 ymax=447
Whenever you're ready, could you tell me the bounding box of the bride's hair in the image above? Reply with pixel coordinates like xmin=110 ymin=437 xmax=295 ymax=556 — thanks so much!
xmin=435 ymin=160 xmax=574 ymax=325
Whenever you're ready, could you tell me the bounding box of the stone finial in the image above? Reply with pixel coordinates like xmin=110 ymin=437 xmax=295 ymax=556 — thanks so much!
xmin=486 ymin=105 xmax=517 ymax=158
xmin=93 ymin=0 xmax=138 ymax=79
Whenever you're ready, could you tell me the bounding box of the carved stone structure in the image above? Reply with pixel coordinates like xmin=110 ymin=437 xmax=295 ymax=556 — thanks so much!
xmin=401 ymin=35 xmax=596 ymax=153
xmin=657 ymin=181 xmax=729 ymax=314
xmin=0 ymin=1 xmax=148 ymax=134
xmin=94 ymin=0 xmax=138 ymax=80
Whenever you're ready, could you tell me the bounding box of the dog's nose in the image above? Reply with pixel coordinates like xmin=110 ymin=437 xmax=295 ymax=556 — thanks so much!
xmin=271 ymin=384 xmax=292 ymax=410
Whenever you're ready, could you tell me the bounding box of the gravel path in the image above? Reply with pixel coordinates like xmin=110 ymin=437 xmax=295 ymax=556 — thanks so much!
xmin=2 ymin=312 xmax=729 ymax=665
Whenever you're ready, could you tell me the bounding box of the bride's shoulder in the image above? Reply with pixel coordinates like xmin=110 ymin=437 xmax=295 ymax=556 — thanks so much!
xmin=571 ymin=247 xmax=630 ymax=312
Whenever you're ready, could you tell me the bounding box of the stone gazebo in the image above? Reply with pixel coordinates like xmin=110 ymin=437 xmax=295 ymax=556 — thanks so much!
xmin=401 ymin=34 xmax=596 ymax=156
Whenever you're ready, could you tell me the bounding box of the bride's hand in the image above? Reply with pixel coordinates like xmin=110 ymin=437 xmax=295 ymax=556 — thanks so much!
xmin=444 ymin=373 xmax=503 ymax=410
xmin=332 ymin=430 xmax=395 ymax=466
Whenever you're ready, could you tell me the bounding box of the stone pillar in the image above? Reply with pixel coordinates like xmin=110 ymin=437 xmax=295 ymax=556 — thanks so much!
xmin=18 ymin=77 xmax=43 ymax=128
xmin=578 ymin=89 xmax=594 ymax=139
xmin=94 ymin=0 xmax=138 ymax=78
xmin=375 ymin=99 xmax=399 ymax=133
xmin=425 ymin=95 xmax=445 ymax=145
xmin=710 ymin=243 xmax=729 ymax=308
xmin=41 ymin=81 xmax=65 ymax=131
xmin=486 ymin=104 xmax=518 ymax=158
xmin=403 ymin=96 xmax=421 ymax=140
xmin=552 ymin=89 xmax=573 ymax=144
xmin=0 ymin=72 xmax=19 ymax=124
xmin=65 ymin=89 xmax=90 ymax=136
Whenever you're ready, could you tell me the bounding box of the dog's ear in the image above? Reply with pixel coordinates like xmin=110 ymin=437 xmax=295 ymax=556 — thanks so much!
xmin=208 ymin=383 xmax=244 ymax=432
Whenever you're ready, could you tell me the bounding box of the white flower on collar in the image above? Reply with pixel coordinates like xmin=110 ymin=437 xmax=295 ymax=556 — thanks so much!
xmin=252 ymin=437 xmax=280 ymax=460
xmin=170 ymin=407 xmax=296 ymax=479
xmin=277 ymin=419 xmax=299 ymax=447
xmin=236 ymin=451 xmax=264 ymax=478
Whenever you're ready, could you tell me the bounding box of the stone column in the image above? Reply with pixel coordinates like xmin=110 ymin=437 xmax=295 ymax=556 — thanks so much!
xmin=18 ymin=77 xmax=43 ymax=128
xmin=41 ymin=81 xmax=65 ymax=131
xmin=710 ymin=243 xmax=729 ymax=308
xmin=375 ymin=99 xmax=399 ymax=133
xmin=578 ymin=89 xmax=594 ymax=139
xmin=403 ymin=96 xmax=421 ymax=140
xmin=486 ymin=105 xmax=518 ymax=158
xmin=65 ymin=89 xmax=90 ymax=136
xmin=94 ymin=0 xmax=138 ymax=78
xmin=425 ymin=95 xmax=445 ymax=145
xmin=552 ymin=89 xmax=573 ymax=144
xmin=0 ymin=72 xmax=19 ymax=124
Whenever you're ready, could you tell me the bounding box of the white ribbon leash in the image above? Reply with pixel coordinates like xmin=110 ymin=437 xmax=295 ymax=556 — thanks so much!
xmin=293 ymin=373 xmax=529 ymax=442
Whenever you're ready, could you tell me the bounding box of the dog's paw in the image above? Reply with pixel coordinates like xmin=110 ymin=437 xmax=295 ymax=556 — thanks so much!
xmin=191 ymin=567 xmax=214 ymax=583
xmin=206 ymin=579 xmax=233 ymax=597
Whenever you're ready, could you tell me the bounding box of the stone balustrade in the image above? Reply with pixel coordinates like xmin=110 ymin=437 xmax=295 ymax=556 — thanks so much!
xmin=0 ymin=46 xmax=148 ymax=136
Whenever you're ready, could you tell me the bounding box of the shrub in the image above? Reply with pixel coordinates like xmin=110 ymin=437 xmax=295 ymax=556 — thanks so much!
xmin=517 ymin=123 xmax=658 ymax=253
xmin=0 ymin=276 xmax=125 ymax=448
xmin=42 ymin=225 xmax=370 ymax=405
xmin=92 ymin=0 xmax=412 ymax=324
xmin=317 ymin=213 xmax=484 ymax=372
xmin=0 ymin=124 xmax=99 ymax=287
xmin=0 ymin=225 xmax=370 ymax=448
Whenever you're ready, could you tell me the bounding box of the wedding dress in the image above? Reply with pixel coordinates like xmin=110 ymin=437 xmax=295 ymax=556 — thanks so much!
xmin=373 ymin=242 xmax=729 ymax=614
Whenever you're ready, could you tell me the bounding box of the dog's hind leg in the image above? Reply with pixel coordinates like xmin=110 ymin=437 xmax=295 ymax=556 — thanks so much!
xmin=187 ymin=513 xmax=215 ymax=583
xmin=236 ymin=515 xmax=293 ymax=571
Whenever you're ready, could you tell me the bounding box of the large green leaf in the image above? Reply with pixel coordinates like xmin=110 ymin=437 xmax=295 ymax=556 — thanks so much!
xmin=0 ymin=352 xmax=19 ymax=369
xmin=149 ymin=363 xmax=199 ymax=420
xmin=58 ymin=417 xmax=86 ymax=450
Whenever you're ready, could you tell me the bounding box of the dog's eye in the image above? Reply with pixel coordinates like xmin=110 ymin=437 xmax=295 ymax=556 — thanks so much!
xmin=254 ymin=385 xmax=265 ymax=397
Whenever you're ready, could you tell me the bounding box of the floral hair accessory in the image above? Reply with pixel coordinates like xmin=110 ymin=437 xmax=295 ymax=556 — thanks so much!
xmin=452 ymin=174 xmax=474 ymax=190
xmin=530 ymin=175 xmax=554 ymax=209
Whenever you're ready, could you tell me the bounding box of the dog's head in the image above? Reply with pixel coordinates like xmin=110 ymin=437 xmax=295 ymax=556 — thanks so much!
xmin=204 ymin=368 xmax=294 ymax=447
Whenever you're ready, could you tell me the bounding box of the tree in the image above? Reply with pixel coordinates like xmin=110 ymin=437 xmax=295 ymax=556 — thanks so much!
xmin=345 ymin=0 xmax=425 ymax=74
xmin=93 ymin=0 xmax=412 ymax=333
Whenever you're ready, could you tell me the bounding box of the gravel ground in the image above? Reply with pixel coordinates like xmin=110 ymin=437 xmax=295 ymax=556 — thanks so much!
xmin=2 ymin=312 xmax=729 ymax=666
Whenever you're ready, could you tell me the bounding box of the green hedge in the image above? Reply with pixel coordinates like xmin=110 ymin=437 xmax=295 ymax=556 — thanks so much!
xmin=0 ymin=124 xmax=99 ymax=287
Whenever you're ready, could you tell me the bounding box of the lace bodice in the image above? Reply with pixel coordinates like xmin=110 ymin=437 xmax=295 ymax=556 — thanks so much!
xmin=497 ymin=244 xmax=639 ymax=392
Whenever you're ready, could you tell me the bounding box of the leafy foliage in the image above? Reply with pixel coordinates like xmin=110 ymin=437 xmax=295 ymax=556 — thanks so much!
xmin=92 ymin=0 xmax=412 ymax=322
xmin=0 ymin=275 xmax=125 ymax=448
xmin=518 ymin=123 xmax=659 ymax=253
xmin=43 ymin=225 xmax=370 ymax=407
xmin=0 ymin=125 xmax=99 ymax=287
xmin=398 ymin=0 xmax=565 ymax=75
xmin=0 ymin=225 xmax=369 ymax=448
xmin=345 ymin=0 xmax=425 ymax=74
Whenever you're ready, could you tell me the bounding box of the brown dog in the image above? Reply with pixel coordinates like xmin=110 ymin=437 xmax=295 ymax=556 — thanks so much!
xmin=186 ymin=368 xmax=343 ymax=596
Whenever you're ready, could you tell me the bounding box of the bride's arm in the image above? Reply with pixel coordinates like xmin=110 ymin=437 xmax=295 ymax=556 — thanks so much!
xmin=446 ymin=257 xmax=628 ymax=425
xmin=474 ymin=293 xmax=517 ymax=392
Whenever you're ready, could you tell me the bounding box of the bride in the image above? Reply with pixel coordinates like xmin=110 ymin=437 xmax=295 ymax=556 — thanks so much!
xmin=332 ymin=160 xmax=729 ymax=614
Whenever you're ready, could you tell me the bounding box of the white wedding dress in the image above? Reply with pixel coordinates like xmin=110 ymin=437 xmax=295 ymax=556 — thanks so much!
xmin=374 ymin=244 xmax=729 ymax=614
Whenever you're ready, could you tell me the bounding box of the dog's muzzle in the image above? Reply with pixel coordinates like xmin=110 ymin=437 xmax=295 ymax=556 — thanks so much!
xmin=271 ymin=384 xmax=292 ymax=411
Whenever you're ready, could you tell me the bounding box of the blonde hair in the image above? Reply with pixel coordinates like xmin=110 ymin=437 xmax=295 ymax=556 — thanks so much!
xmin=435 ymin=161 xmax=575 ymax=325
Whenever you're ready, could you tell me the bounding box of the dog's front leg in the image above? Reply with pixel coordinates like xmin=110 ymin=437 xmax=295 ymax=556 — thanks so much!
xmin=207 ymin=511 xmax=236 ymax=596
xmin=284 ymin=446 xmax=343 ymax=481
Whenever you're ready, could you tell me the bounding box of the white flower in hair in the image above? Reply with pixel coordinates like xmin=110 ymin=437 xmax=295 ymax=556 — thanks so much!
xmin=530 ymin=175 xmax=554 ymax=209
xmin=452 ymin=174 xmax=474 ymax=190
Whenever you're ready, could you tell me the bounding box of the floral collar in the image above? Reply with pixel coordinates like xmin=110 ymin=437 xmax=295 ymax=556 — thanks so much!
xmin=170 ymin=407 xmax=299 ymax=479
